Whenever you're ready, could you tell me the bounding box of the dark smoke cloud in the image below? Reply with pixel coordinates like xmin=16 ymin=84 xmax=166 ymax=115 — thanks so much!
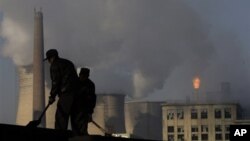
xmin=202 ymin=31 xmax=250 ymax=104
xmin=3 ymin=0 xmax=250 ymax=103
xmin=0 ymin=0 xmax=215 ymax=98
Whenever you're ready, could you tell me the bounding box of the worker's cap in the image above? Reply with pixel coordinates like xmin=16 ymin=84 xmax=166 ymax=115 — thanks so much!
xmin=43 ymin=49 xmax=58 ymax=61
xmin=79 ymin=67 xmax=90 ymax=76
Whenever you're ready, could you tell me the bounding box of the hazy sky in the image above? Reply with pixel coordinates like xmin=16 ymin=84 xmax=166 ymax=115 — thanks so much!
xmin=1 ymin=0 xmax=250 ymax=124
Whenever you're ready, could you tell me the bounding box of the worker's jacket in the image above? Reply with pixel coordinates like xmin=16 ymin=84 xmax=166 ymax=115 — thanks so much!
xmin=50 ymin=57 xmax=79 ymax=98
xmin=77 ymin=78 xmax=96 ymax=114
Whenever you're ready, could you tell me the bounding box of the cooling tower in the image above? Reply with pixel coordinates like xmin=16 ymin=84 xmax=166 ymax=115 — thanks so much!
xmin=89 ymin=94 xmax=126 ymax=135
xmin=16 ymin=66 xmax=33 ymax=125
xmin=16 ymin=67 xmax=55 ymax=128
xmin=125 ymin=101 xmax=163 ymax=140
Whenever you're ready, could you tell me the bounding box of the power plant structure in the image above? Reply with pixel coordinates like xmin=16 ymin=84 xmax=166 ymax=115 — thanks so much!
xmin=32 ymin=9 xmax=46 ymax=126
xmin=13 ymin=10 xmax=166 ymax=138
xmin=16 ymin=11 xmax=249 ymax=141
xmin=88 ymin=95 xmax=164 ymax=140
xmin=125 ymin=101 xmax=163 ymax=140
xmin=16 ymin=65 xmax=33 ymax=125
xmin=16 ymin=10 xmax=54 ymax=127
xmin=89 ymin=94 xmax=126 ymax=135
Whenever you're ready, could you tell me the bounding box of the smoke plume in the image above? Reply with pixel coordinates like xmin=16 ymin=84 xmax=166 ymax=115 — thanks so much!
xmin=0 ymin=17 xmax=32 ymax=65
xmin=1 ymin=0 xmax=248 ymax=101
xmin=0 ymin=0 xmax=214 ymax=98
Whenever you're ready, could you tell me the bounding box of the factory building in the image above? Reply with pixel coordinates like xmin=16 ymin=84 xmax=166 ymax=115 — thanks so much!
xmin=162 ymin=102 xmax=243 ymax=141
xmin=125 ymin=101 xmax=163 ymax=140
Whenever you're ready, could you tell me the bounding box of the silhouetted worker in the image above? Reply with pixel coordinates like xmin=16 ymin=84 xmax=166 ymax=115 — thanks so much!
xmin=71 ymin=67 xmax=96 ymax=135
xmin=44 ymin=49 xmax=79 ymax=130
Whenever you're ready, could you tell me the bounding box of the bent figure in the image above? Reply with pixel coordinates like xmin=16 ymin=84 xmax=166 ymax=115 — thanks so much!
xmin=71 ymin=67 xmax=96 ymax=135
xmin=44 ymin=49 xmax=79 ymax=130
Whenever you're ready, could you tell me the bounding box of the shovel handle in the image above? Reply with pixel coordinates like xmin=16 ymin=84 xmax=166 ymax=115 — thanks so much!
xmin=91 ymin=120 xmax=112 ymax=136
xmin=38 ymin=103 xmax=50 ymax=121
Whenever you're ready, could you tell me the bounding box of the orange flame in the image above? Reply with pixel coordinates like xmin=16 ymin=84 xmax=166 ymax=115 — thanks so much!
xmin=193 ymin=76 xmax=200 ymax=90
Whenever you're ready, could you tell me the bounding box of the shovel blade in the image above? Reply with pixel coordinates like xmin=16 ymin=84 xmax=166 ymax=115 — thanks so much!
xmin=26 ymin=120 xmax=41 ymax=128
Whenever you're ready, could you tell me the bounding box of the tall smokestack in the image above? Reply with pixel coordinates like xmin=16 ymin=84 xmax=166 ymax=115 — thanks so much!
xmin=221 ymin=82 xmax=231 ymax=102
xmin=33 ymin=9 xmax=45 ymax=127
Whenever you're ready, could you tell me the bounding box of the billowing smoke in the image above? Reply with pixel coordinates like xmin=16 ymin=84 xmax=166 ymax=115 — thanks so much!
xmin=1 ymin=0 xmax=248 ymax=102
xmin=0 ymin=0 xmax=214 ymax=99
xmin=0 ymin=17 xmax=32 ymax=66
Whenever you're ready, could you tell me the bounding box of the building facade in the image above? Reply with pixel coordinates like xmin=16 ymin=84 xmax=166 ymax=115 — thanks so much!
xmin=162 ymin=103 xmax=240 ymax=141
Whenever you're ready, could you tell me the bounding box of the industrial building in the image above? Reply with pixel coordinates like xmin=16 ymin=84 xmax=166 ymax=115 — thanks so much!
xmin=162 ymin=102 xmax=243 ymax=141
xmin=88 ymin=95 xmax=163 ymax=141
xmin=15 ymin=10 xmax=250 ymax=141
xmin=89 ymin=94 xmax=126 ymax=135
xmin=16 ymin=10 xmax=55 ymax=128
xmin=125 ymin=101 xmax=163 ymax=140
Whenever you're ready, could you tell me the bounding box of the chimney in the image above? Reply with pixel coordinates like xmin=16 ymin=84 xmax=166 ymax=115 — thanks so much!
xmin=221 ymin=82 xmax=231 ymax=102
xmin=33 ymin=9 xmax=45 ymax=127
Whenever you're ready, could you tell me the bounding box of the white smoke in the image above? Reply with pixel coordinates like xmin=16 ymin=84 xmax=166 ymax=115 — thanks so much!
xmin=0 ymin=17 xmax=32 ymax=66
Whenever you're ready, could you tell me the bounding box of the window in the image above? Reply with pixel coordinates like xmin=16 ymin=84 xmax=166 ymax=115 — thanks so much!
xmin=178 ymin=134 xmax=184 ymax=141
xmin=225 ymin=133 xmax=230 ymax=140
xmin=225 ymin=125 xmax=230 ymax=132
xmin=201 ymin=109 xmax=208 ymax=119
xmin=215 ymin=125 xmax=222 ymax=132
xmin=191 ymin=109 xmax=198 ymax=119
xmin=192 ymin=134 xmax=198 ymax=141
xmin=201 ymin=134 xmax=208 ymax=141
xmin=225 ymin=125 xmax=230 ymax=140
xmin=178 ymin=126 xmax=184 ymax=133
xmin=177 ymin=109 xmax=184 ymax=119
xmin=215 ymin=109 xmax=221 ymax=119
xmin=224 ymin=108 xmax=231 ymax=119
xmin=168 ymin=126 xmax=174 ymax=133
xmin=168 ymin=135 xmax=174 ymax=141
xmin=201 ymin=125 xmax=208 ymax=132
xmin=177 ymin=126 xmax=184 ymax=141
xmin=191 ymin=126 xmax=198 ymax=133
xmin=167 ymin=110 xmax=175 ymax=120
xmin=215 ymin=133 xmax=222 ymax=140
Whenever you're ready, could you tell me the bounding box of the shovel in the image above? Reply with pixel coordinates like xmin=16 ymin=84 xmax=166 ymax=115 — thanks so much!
xmin=26 ymin=103 xmax=50 ymax=128
xmin=91 ymin=120 xmax=112 ymax=137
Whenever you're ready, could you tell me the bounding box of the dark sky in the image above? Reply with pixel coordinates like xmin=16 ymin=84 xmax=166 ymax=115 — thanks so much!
xmin=1 ymin=0 xmax=250 ymax=124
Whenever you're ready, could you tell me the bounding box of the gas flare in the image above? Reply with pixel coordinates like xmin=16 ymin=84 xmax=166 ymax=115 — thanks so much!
xmin=193 ymin=76 xmax=201 ymax=90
